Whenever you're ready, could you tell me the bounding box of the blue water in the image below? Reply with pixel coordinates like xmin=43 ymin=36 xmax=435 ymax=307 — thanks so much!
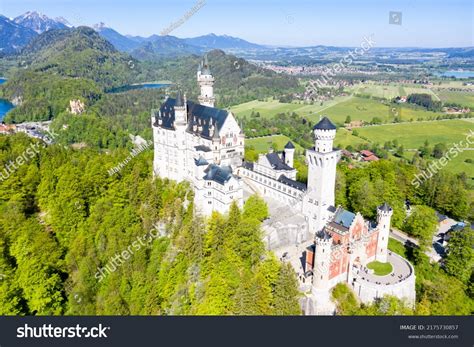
xmin=0 ymin=78 xmax=15 ymax=122
xmin=108 ymin=83 xmax=171 ymax=94
xmin=436 ymin=70 xmax=474 ymax=79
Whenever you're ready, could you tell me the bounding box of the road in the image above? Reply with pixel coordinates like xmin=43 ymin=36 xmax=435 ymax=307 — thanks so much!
xmin=390 ymin=228 xmax=443 ymax=263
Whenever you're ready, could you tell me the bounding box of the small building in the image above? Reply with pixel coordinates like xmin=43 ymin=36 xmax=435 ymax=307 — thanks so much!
xmin=0 ymin=124 xmax=16 ymax=134
xmin=360 ymin=150 xmax=379 ymax=162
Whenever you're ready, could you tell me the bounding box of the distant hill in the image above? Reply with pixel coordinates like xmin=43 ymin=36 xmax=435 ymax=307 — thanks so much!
xmin=13 ymin=11 xmax=68 ymax=34
xmin=130 ymin=35 xmax=203 ymax=59
xmin=149 ymin=49 xmax=301 ymax=107
xmin=183 ymin=33 xmax=264 ymax=50
xmin=0 ymin=15 xmax=37 ymax=54
xmin=93 ymin=22 xmax=141 ymax=52
xmin=18 ymin=26 xmax=141 ymax=89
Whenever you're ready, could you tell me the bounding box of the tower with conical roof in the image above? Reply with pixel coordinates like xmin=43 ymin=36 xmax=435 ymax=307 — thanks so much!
xmin=174 ymin=89 xmax=187 ymax=125
xmin=197 ymin=54 xmax=215 ymax=107
xmin=284 ymin=141 xmax=295 ymax=168
xmin=303 ymin=116 xmax=341 ymax=234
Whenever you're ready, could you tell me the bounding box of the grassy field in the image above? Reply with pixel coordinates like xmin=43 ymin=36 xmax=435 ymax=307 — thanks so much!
xmin=355 ymin=119 xmax=473 ymax=149
xmin=334 ymin=128 xmax=367 ymax=148
xmin=247 ymin=130 xmax=367 ymax=153
xmin=436 ymin=90 xmax=474 ymax=108
xmin=367 ymin=261 xmax=393 ymax=276
xmin=232 ymin=96 xmax=447 ymax=125
xmin=348 ymin=119 xmax=474 ymax=178
xmin=245 ymin=135 xmax=304 ymax=153
xmin=229 ymin=96 xmax=352 ymax=120
xmin=348 ymin=82 xmax=440 ymax=100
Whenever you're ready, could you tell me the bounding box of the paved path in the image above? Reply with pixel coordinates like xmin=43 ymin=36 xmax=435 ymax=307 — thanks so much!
xmin=353 ymin=252 xmax=412 ymax=286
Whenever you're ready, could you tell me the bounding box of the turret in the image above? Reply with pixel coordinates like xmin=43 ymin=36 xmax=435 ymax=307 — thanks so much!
xmin=174 ymin=90 xmax=187 ymax=126
xmin=303 ymin=116 xmax=341 ymax=234
xmin=313 ymin=116 xmax=336 ymax=153
xmin=375 ymin=203 xmax=393 ymax=263
xmin=313 ymin=230 xmax=332 ymax=290
xmin=284 ymin=141 xmax=295 ymax=168
xmin=197 ymin=55 xmax=215 ymax=107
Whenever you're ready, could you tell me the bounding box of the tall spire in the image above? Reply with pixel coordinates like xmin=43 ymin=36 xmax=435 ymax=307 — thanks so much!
xmin=202 ymin=54 xmax=211 ymax=75
xmin=197 ymin=54 xmax=215 ymax=107
xmin=175 ymin=89 xmax=184 ymax=107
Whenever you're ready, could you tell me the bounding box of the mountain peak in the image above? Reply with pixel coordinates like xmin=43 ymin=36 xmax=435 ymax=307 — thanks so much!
xmin=14 ymin=11 xmax=67 ymax=34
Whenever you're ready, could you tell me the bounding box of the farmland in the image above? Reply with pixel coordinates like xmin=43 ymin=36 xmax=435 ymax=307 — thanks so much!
xmin=353 ymin=119 xmax=473 ymax=149
xmin=344 ymin=119 xmax=474 ymax=178
xmin=229 ymin=95 xmax=352 ymax=120
xmin=436 ymin=90 xmax=474 ymax=108
xmin=231 ymin=96 xmax=449 ymax=125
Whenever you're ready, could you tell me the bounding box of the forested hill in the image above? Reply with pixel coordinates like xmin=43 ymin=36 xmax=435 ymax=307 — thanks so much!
xmin=17 ymin=26 xmax=142 ymax=89
xmin=144 ymin=49 xmax=301 ymax=107
xmin=0 ymin=134 xmax=301 ymax=315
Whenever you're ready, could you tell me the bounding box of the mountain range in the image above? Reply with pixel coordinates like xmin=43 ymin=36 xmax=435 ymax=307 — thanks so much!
xmin=1 ymin=11 xmax=472 ymax=59
xmin=0 ymin=11 xmax=266 ymax=57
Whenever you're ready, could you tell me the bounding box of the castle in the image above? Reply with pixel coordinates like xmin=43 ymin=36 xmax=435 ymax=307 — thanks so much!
xmin=152 ymin=56 xmax=415 ymax=314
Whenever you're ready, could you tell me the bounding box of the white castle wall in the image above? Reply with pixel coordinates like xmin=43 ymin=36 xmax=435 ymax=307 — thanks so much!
xmin=237 ymin=167 xmax=304 ymax=205
xmin=351 ymin=253 xmax=416 ymax=307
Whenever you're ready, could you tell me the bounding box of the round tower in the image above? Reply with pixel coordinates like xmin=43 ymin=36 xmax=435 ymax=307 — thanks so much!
xmin=312 ymin=230 xmax=333 ymax=290
xmin=303 ymin=116 xmax=341 ymax=234
xmin=197 ymin=55 xmax=215 ymax=108
xmin=174 ymin=90 xmax=187 ymax=126
xmin=313 ymin=117 xmax=336 ymax=153
xmin=284 ymin=141 xmax=295 ymax=168
xmin=375 ymin=203 xmax=393 ymax=263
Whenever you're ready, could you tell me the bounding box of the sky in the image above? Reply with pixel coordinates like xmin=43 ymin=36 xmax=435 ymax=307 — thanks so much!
xmin=1 ymin=0 xmax=473 ymax=47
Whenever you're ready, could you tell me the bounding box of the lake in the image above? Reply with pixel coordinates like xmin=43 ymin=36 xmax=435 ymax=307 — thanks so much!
xmin=436 ymin=70 xmax=474 ymax=79
xmin=108 ymin=82 xmax=172 ymax=94
xmin=0 ymin=78 xmax=15 ymax=122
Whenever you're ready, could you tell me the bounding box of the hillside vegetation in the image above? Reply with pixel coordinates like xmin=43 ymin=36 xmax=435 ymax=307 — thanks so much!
xmin=0 ymin=134 xmax=301 ymax=315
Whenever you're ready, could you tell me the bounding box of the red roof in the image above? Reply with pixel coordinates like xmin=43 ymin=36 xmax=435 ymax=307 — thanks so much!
xmin=363 ymin=155 xmax=379 ymax=162
xmin=360 ymin=150 xmax=374 ymax=157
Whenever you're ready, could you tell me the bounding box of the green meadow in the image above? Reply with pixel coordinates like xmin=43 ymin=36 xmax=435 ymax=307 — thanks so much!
xmin=355 ymin=119 xmax=473 ymax=149
xmin=436 ymin=90 xmax=474 ymax=108
xmin=231 ymin=96 xmax=447 ymax=125
xmin=349 ymin=119 xmax=474 ymax=178
xmin=245 ymin=134 xmax=304 ymax=153
xmin=229 ymin=96 xmax=352 ymax=120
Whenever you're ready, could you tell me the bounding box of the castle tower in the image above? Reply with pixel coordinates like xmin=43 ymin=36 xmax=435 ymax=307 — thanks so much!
xmin=303 ymin=117 xmax=341 ymax=234
xmin=375 ymin=203 xmax=393 ymax=263
xmin=312 ymin=230 xmax=332 ymax=290
xmin=311 ymin=230 xmax=336 ymax=315
xmin=197 ymin=55 xmax=215 ymax=108
xmin=284 ymin=141 xmax=295 ymax=168
xmin=174 ymin=90 xmax=187 ymax=126
xmin=173 ymin=90 xmax=188 ymax=182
